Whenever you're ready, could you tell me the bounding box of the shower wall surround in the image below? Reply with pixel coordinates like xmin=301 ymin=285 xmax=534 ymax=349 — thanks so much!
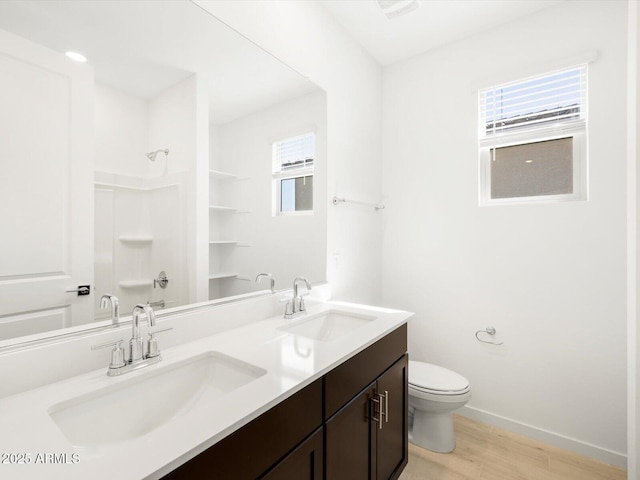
xmin=94 ymin=83 xmax=192 ymax=317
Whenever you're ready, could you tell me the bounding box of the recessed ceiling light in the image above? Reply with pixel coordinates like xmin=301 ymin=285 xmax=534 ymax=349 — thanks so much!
xmin=525 ymin=159 xmax=534 ymax=164
xmin=65 ymin=51 xmax=87 ymax=63
xmin=374 ymin=0 xmax=420 ymax=20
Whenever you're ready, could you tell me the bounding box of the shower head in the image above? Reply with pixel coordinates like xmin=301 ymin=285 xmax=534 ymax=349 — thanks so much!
xmin=146 ymin=149 xmax=169 ymax=162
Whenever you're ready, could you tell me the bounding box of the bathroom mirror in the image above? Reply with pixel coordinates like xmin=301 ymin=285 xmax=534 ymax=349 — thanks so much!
xmin=0 ymin=0 xmax=327 ymax=347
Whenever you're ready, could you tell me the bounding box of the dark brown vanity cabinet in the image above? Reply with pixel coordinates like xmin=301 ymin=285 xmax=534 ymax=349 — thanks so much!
xmin=162 ymin=379 xmax=323 ymax=480
xmin=162 ymin=323 xmax=407 ymax=480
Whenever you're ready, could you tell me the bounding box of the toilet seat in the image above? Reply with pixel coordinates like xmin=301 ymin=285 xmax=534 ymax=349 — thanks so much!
xmin=410 ymin=383 xmax=470 ymax=396
xmin=409 ymin=361 xmax=470 ymax=396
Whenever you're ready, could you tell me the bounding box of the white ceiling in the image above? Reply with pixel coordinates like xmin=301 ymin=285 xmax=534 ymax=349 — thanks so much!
xmin=0 ymin=0 xmax=565 ymax=119
xmin=321 ymin=0 xmax=566 ymax=66
xmin=0 ymin=0 xmax=317 ymax=124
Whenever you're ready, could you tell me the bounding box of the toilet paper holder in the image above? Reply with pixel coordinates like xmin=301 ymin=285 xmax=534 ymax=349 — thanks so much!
xmin=475 ymin=326 xmax=504 ymax=346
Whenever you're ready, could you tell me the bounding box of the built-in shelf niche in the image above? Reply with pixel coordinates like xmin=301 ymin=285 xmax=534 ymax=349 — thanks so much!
xmin=209 ymin=240 xmax=251 ymax=247
xmin=209 ymin=169 xmax=250 ymax=181
xmin=209 ymin=167 xmax=251 ymax=296
xmin=209 ymin=205 xmax=237 ymax=212
xmin=209 ymin=205 xmax=251 ymax=214
xmin=119 ymin=235 xmax=154 ymax=244
xmin=208 ymin=273 xmax=252 ymax=281
xmin=209 ymin=272 xmax=237 ymax=280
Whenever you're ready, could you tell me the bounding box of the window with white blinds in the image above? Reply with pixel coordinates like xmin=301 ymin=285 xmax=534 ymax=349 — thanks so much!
xmin=272 ymin=133 xmax=314 ymax=176
xmin=478 ymin=65 xmax=588 ymax=205
xmin=479 ymin=66 xmax=587 ymax=138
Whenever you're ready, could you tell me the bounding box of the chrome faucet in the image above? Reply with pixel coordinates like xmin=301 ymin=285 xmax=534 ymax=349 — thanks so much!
xmin=284 ymin=277 xmax=311 ymax=319
xmin=130 ymin=304 xmax=156 ymax=362
xmin=100 ymin=294 xmax=119 ymax=326
xmin=255 ymin=273 xmax=276 ymax=294
xmin=91 ymin=304 xmax=171 ymax=376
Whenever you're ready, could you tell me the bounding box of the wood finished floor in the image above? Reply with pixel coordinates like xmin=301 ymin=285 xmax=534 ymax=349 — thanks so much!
xmin=398 ymin=415 xmax=626 ymax=480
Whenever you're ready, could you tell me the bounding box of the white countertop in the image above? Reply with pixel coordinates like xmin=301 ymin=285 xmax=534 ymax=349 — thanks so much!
xmin=0 ymin=300 xmax=410 ymax=480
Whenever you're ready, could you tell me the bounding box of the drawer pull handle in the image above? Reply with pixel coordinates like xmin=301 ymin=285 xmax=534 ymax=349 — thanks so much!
xmin=371 ymin=390 xmax=389 ymax=429
xmin=371 ymin=396 xmax=383 ymax=430
xmin=382 ymin=390 xmax=389 ymax=423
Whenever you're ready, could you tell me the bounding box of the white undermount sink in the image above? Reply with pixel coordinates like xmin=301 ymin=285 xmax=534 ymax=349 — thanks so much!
xmin=49 ymin=352 xmax=266 ymax=447
xmin=278 ymin=310 xmax=376 ymax=342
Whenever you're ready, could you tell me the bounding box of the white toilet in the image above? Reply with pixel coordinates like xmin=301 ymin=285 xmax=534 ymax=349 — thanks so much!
xmin=408 ymin=360 xmax=471 ymax=453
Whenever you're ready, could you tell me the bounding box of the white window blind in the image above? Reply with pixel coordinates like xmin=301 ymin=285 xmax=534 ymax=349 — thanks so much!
xmin=272 ymin=133 xmax=314 ymax=175
xmin=479 ymin=66 xmax=587 ymax=138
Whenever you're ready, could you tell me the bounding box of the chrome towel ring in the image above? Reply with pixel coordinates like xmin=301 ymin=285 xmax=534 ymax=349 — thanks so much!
xmin=475 ymin=326 xmax=503 ymax=346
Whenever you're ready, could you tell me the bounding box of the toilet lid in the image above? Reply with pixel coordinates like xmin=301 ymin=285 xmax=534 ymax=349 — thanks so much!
xmin=409 ymin=361 xmax=469 ymax=393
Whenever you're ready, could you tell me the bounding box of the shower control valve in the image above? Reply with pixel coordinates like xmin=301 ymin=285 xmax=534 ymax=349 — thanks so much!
xmin=154 ymin=271 xmax=169 ymax=289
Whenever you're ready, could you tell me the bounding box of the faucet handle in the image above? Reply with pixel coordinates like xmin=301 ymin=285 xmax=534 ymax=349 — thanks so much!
xmin=146 ymin=327 xmax=173 ymax=358
xmin=91 ymin=339 xmax=126 ymax=369
xmin=284 ymin=300 xmax=295 ymax=319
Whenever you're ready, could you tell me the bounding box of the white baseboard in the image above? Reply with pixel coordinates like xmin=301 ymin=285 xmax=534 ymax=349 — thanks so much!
xmin=458 ymin=405 xmax=627 ymax=469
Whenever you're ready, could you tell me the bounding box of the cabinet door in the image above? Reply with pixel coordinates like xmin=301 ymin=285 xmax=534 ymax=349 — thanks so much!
xmin=376 ymin=355 xmax=408 ymax=480
xmin=260 ymin=427 xmax=323 ymax=480
xmin=325 ymin=382 xmax=377 ymax=480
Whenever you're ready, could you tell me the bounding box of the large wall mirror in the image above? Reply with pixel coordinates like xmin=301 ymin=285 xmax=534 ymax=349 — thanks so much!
xmin=0 ymin=0 xmax=327 ymax=347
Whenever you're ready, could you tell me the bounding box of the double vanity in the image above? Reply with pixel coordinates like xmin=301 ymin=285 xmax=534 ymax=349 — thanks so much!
xmin=0 ymin=293 xmax=411 ymax=479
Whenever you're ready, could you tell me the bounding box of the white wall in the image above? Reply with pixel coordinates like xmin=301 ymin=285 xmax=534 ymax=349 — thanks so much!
xmin=630 ymin=1 xmax=640 ymax=477
xmin=381 ymin=0 xmax=628 ymax=466
xmin=94 ymin=84 xmax=148 ymax=177
xmin=210 ymin=90 xmax=327 ymax=298
xmin=195 ymin=0 xmax=383 ymax=304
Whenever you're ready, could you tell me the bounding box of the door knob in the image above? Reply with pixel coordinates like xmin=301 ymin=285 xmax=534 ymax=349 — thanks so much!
xmin=66 ymin=285 xmax=90 ymax=295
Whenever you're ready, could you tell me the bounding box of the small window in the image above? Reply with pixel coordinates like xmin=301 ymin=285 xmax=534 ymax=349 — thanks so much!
xmin=272 ymin=133 xmax=314 ymax=215
xmin=280 ymin=175 xmax=313 ymax=212
xmin=491 ymin=137 xmax=573 ymax=199
xmin=479 ymin=66 xmax=587 ymax=205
